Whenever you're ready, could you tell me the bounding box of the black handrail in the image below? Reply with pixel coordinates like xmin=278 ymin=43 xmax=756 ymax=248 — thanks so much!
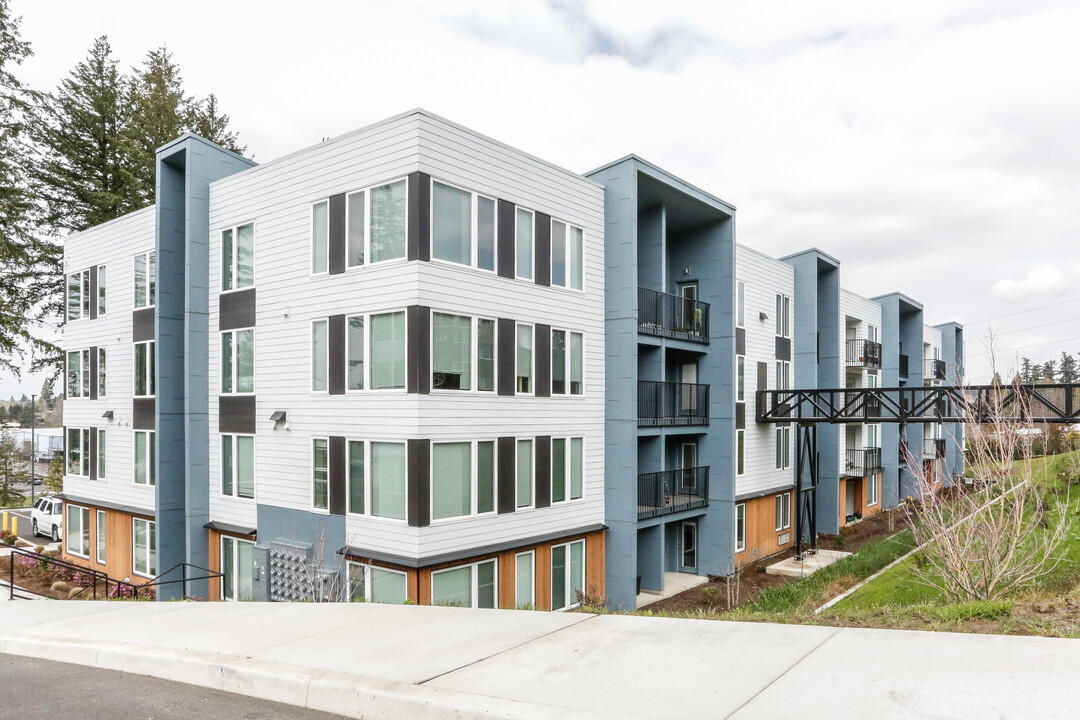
xmin=924 ymin=358 xmax=947 ymax=381
xmin=842 ymin=448 xmax=883 ymax=477
xmin=845 ymin=339 xmax=882 ymax=368
xmin=637 ymin=467 xmax=709 ymax=520
xmin=638 ymin=381 xmax=710 ymax=426
xmin=637 ymin=287 xmax=710 ymax=344
xmin=6 ymin=547 xmax=111 ymax=600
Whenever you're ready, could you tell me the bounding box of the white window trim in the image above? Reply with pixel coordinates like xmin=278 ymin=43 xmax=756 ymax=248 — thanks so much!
xmin=133 ymin=341 xmax=155 ymax=398
xmin=97 ymin=428 xmax=106 ymax=481
xmin=97 ymin=265 xmax=107 ymax=316
xmin=736 ymin=280 xmax=746 ymax=330
xmin=431 ymin=558 xmax=499 ymax=609
xmin=515 ymin=207 xmax=535 ymax=281
xmin=775 ymin=293 xmax=791 ymax=339
xmin=429 ymin=313 xmax=497 ymax=395
xmin=344 ymin=439 xmax=409 ymax=524
xmin=311 ymin=436 xmax=330 ymax=513
xmin=97 ymin=347 xmax=107 ymax=399
xmin=66 ymin=427 xmax=90 ymax=478
xmin=310 ymin=318 xmax=329 ymax=394
xmin=133 ymin=430 xmax=155 ymax=487
xmin=220 ymin=535 xmax=256 ymax=601
xmin=362 ymin=176 xmax=410 ymax=268
xmin=221 ymin=433 xmax=256 ymax=500
xmin=514 ymin=550 xmax=536 ymax=609
xmin=775 ymin=426 xmax=791 ymax=470
xmin=775 ymin=492 xmax=792 ymax=531
xmin=65 ymin=503 xmax=90 ymax=558
xmin=67 ymin=271 xmax=81 ymax=321
xmin=131 ymin=517 xmax=156 ymax=579
xmin=67 ymin=349 xmax=91 ymax=399
xmin=550 ymin=539 xmax=586 ymax=611
xmin=735 ymin=503 xmax=746 ymax=553
xmin=310 ymin=199 xmax=330 ymax=276
xmin=548 ymin=217 xmax=585 ymax=292
xmin=428 ymin=177 xmax=498 ymax=273
xmin=341 ymin=310 xmax=408 ymax=394
xmin=867 ymin=474 xmax=879 ymax=507
xmin=516 ymin=437 xmax=535 ymax=510
xmin=736 ymin=429 xmax=745 ymax=477
xmin=516 ymin=323 xmax=534 ymax=396
xmin=549 ymin=436 xmax=585 ymax=505
xmin=220 ymin=221 xmax=257 ymax=294
xmin=550 ymin=328 xmax=585 ymax=397
xmin=736 ymin=355 xmax=745 ymax=403
xmin=429 ymin=439 xmax=498 ymax=523
xmin=95 ymin=509 xmax=106 ymax=565
xmin=221 ymin=328 xmax=255 ymax=395
xmin=133 ymin=251 xmax=156 ymax=309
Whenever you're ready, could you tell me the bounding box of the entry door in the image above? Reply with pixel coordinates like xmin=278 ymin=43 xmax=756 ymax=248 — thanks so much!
xmin=680 ymin=521 xmax=697 ymax=571
xmin=845 ymin=479 xmax=857 ymax=517
xmin=680 ymin=442 xmax=698 ymax=492
xmin=679 ymin=283 xmax=699 ymax=334
xmin=680 ymin=363 xmax=698 ymax=416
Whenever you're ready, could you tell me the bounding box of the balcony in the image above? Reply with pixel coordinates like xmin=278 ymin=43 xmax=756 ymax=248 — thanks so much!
xmin=846 ymin=339 xmax=883 ymax=369
xmin=925 ymin=359 xmax=947 ymax=381
xmin=841 ymin=448 xmax=883 ymax=478
xmin=923 ymin=437 xmax=946 ymax=459
xmin=638 ymin=287 xmax=710 ymax=344
xmin=638 ymin=381 xmax=710 ymax=427
xmin=638 ymin=467 xmax=710 ymax=520
xmin=899 ymin=354 xmax=909 ymax=380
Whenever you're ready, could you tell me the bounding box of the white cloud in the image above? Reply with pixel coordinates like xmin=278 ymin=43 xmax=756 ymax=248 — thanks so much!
xmin=990 ymin=266 xmax=1067 ymax=301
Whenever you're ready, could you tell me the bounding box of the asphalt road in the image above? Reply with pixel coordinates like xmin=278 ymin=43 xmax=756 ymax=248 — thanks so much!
xmin=0 ymin=654 xmax=349 ymax=719
xmin=2 ymin=508 xmax=50 ymax=545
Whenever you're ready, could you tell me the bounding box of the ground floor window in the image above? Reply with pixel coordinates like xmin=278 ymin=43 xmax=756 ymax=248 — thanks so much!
xmin=775 ymin=492 xmax=791 ymax=531
xmin=515 ymin=551 xmax=535 ymax=609
xmin=735 ymin=503 xmax=746 ymax=552
xmin=132 ymin=517 xmax=156 ymax=578
xmin=96 ymin=509 xmax=106 ymax=564
xmin=868 ymin=474 xmax=879 ymax=506
xmin=65 ymin=504 xmax=90 ymax=558
xmin=221 ymin=535 xmax=255 ymax=601
xmin=348 ymin=563 xmax=408 ymax=604
xmin=431 ymin=559 xmax=497 ymax=608
xmin=551 ymin=540 xmax=585 ymax=610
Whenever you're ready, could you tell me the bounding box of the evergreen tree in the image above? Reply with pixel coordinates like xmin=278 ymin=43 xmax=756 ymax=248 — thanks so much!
xmin=31 ymin=35 xmax=136 ymax=233
xmin=1041 ymin=360 xmax=1057 ymax=384
xmin=43 ymin=454 xmax=63 ymax=493
xmin=0 ymin=431 xmax=25 ymax=507
xmin=123 ymin=45 xmax=189 ymax=206
xmin=188 ymin=93 xmax=244 ymax=155
xmin=39 ymin=377 xmax=53 ymax=408
xmin=1020 ymin=357 xmax=1034 ymax=384
xmin=1061 ymin=353 xmax=1079 ymax=384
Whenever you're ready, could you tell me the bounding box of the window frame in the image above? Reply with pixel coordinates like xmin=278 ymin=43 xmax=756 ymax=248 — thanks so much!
xmin=132 ymin=517 xmax=157 ymax=579
xmin=516 ymin=323 xmax=534 ymax=395
xmin=549 ymin=218 xmax=585 ymax=292
xmin=429 ymin=312 xmax=497 ymax=394
xmin=736 ymin=429 xmax=745 ymax=476
xmin=868 ymin=473 xmax=879 ymax=507
xmin=96 ymin=509 xmax=106 ymax=565
xmin=67 ymin=271 xmax=81 ymax=321
xmin=736 ymin=355 xmax=745 ymax=403
xmin=775 ymin=425 xmax=791 ymax=470
xmin=550 ymin=328 xmax=585 ymax=397
xmin=221 ymin=221 xmax=256 ymax=293
xmin=736 ymin=503 xmax=746 ymax=552
xmin=429 ymin=177 xmax=498 ymax=272
xmin=516 ymin=437 xmax=534 ymax=510
xmin=66 ymin=427 xmax=90 ymax=477
xmin=65 ymin=503 xmax=90 ymax=558
xmin=775 ymin=492 xmax=792 ymax=531
xmin=221 ymin=433 xmax=256 ymax=500
xmin=364 ymin=176 xmax=410 ymax=267
xmin=220 ymin=534 xmax=256 ymax=601
xmin=97 ymin=428 xmax=106 ymax=480
xmin=514 ymin=550 xmax=536 ymax=609
xmin=97 ymin=264 xmax=107 ymax=316
xmin=344 ymin=439 xmax=409 ymax=523
xmin=347 ymin=561 xmax=409 ymax=604
xmin=429 ymin=439 xmax=498 ymax=522
xmin=97 ymin=347 xmax=107 ymax=398
xmin=550 ymin=436 xmax=584 ymax=504
xmin=310 ymin=199 xmax=330 ymax=275
xmin=430 ymin=558 xmax=498 ymax=609
xmin=515 ymin=207 xmax=534 ymax=281
xmin=133 ymin=340 xmax=155 ymax=398
xmin=337 ymin=310 xmax=408 ymax=393
xmin=133 ymin=251 xmax=156 ymax=309
xmin=550 ymin=539 xmax=586 ymax=611
xmin=66 ymin=349 xmax=90 ymax=399
xmin=221 ymin=328 xmax=255 ymax=395
xmin=133 ymin=430 xmax=156 ymax=486
xmin=775 ymin=294 xmax=791 ymax=339
xmin=312 ymin=437 xmax=330 ymax=512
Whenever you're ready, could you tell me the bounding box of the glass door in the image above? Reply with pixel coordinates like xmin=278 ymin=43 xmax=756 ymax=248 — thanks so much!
xmin=680 ymin=521 xmax=697 ymax=571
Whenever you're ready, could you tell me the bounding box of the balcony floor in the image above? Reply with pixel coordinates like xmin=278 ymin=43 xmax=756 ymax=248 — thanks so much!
xmin=638 ymin=493 xmax=707 ymax=520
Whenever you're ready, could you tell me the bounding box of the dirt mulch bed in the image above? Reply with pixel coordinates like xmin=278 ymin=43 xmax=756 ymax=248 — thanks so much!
xmin=3 ymin=548 xmax=149 ymax=600
xmin=645 ymin=511 xmax=909 ymax=615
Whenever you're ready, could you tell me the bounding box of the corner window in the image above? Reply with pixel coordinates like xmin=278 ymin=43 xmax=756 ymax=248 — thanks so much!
xmin=347 ymin=440 xmax=408 ymax=521
xmin=222 ymin=223 xmax=255 ymax=291
xmin=431 ymin=180 xmax=498 ymax=271
xmin=431 ymin=440 xmax=495 ymax=521
xmin=550 ymin=220 xmax=584 ymax=290
xmin=516 ymin=324 xmax=533 ymax=394
xmin=551 ymin=437 xmax=584 ymax=503
xmin=551 ymin=539 xmax=585 ymax=610
xmin=348 ymin=563 xmax=408 ymax=604
xmin=66 ymin=504 xmax=90 ymax=558
xmin=516 ymin=439 xmax=533 ymax=509
xmin=431 ymin=313 xmax=495 ymax=393
xmin=134 ymin=251 xmax=156 ymax=309
xmin=515 ymin=551 xmax=535 ymax=609
xmin=735 ymin=504 xmax=746 ymax=552
xmin=775 ymin=492 xmax=791 ymax=531
xmin=132 ymin=517 xmax=157 ymax=578
xmin=221 ymin=329 xmax=254 ymax=393
xmin=221 ymin=434 xmax=255 ymax=499
xmin=96 ymin=509 xmax=106 ymax=564
xmin=134 ymin=431 xmax=155 ymax=486
xmin=312 ymin=438 xmax=329 ymax=510
xmin=370 ymin=311 xmax=405 ymax=390
xmin=370 ymin=179 xmax=407 ymax=263
xmin=515 ymin=208 xmax=533 ymax=280
xmin=221 ymin=535 xmax=255 ymax=601
xmin=431 ymin=559 xmax=497 ymax=609
xmin=134 ymin=341 xmax=155 ymax=397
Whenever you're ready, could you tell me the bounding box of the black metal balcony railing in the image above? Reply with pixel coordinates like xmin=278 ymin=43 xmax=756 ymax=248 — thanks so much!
xmin=845 ymin=339 xmax=883 ymax=369
xmin=638 ymin=381 xmax=710 ymax=426
xmin=637 ymin=466 xmax=710 ymax=520
xmin=924 ymin=437 xmax=946 ymax=458
xmin=899 ymin=354 xmax=910 ymax=379
xmin=843 ymin=390 xmax=882 ymax=418
xmin=638 ymin=287 xmax=710 ymax=344
xmin=842 ymin=448 xmax=883 ymax=477
xmin=925 ymin=359 xmax=947 ymax=381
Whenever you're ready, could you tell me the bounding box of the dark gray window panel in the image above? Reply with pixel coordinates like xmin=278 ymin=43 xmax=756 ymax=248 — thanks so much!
xmin=88 ymin=426 xmax=98 ymax=480
xmin=132 ymin=307 xmax=155 ymax=342
xmin=88 ymin=267 xmax=98 ymax=320
xmin=329 ymin=435 xmax=346 ymax=516
xmin=218 ymin=395 xmax=256 ymax=434
xmin=406 ymin=305 xmax=431 ymax=394
xmin=328 ymin=314 xmax=346 ymax=396
xmin=496 ymin=200 xmax=515 ymax=279
xmin=775 ymin=336 xmax=791 ymax=362
xmin=133 ymin=398 xmax=155 ymax=430
xmin=736 ymin=403 xmax=746 ymax=430
xmin=535 ymin=324 xmax=551 ymax=398
xmin=89 ymin=346 xmax=99 ymax=400
xmin=497 ymin=436 xmax=515 ymax=514
xmin=497 ymin=318 xmax=515 ymax=396
xmin=329 ymin=193 xmax=346 ymax=275
xmin=757 ymin=362 xmax=768 ymax=391
xmin=407 ymin=438 xmax=430 ymax=528
xmin=735 ymin=327 xmax=746 ymax=356
xmin=535 ymin=435 xmax=551 ymax=509
xmin=407 ymin=171 xmax=431 ymax=262
xmin=534 ymin=212 xmax=551 ymax=287
xmin=219 ymin=288 xmax=256 ymax=331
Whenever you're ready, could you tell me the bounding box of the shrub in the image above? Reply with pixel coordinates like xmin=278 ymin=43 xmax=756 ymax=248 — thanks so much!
xmin=50 ymin=580 xmax=69 ymax=593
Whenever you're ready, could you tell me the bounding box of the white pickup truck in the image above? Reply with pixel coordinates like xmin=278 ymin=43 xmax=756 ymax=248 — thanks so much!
xmin=30 ymin=496 xmax=63 ymax=542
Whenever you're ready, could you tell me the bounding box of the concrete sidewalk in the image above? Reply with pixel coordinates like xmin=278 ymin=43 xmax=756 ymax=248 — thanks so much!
xmin=1 ymin=601 xmax=1078 ymax=719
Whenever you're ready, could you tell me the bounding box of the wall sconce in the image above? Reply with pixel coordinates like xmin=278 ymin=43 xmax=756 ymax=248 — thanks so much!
xmin=101 ymin=410 xmax=114 ymax=420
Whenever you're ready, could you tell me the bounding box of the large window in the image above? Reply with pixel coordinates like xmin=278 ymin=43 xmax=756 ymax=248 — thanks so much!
xmin=343 ymin=311 xmax=406 ymax=391
xmin=134 ymin=341 xmax=155 ymax=397
xmin=96 ymin=509 xmax=106 ymax=564
xmin=132 ymin=517 xmax=157 ymax=578
xmin=431 ymin=440 xmax=495 ymax=521
xmin=515 ymin=208 xmax=533 ymax=280
xmin=67 ymin=270 xmax=88 ymax=321
xmin=312 ymin=438 xmax=329 ymax=510
xmin=221 ymin=223 xmax=255 ymax=291
xmin=431 ymin=559 xmax=497 ymax=608
xmin=516 ymin=324 xmax=533 ymax=394
xmin=775 ymin=294 xmax=791 ymax=338
xmin=134 ymin=431 xmax=155 ymax=486
xmin=431 ymin=180 xmax=497 ymax=270
xmin=221 ymin=434 xmax=255 ymax=499
xmin=134 ymin=251 xmax=155 ymax=309
xmin=370 ymin=179 xmax=408 ymax=264
xmin=551 ymin=330 xmax=584 ymax=396
xmin=221 ymin=329 xmax=254 ymax=393
xmin=371 ymin=311 xmax=406 ymax=389
xmin=550 ymin=220 xmax=584 ymax=291
xmin=551 ymin=539 xmax=585 ymax=610
xmin=346 ymin=440 xmax=407 ymax=521
xmin=66 ymin=427 xmax=89 ymax=477
xmin=67 ymin=349 xmax=90 ymax=398
xmin=431 ymin=313 xmax=495 ymax=392
xmin=66 ymin=504 xmax=90 ymax=558
xmin=735 ymin=504 xmax=746 ymax=552
xmin=515 ymin=551 xmax=535 ymax=609
xmin=775 ymin=426 xmax=791 ymax=470
xmin=551 ymin=437 xmax=584 ymax=504
xmin=348 ymin=563 xmax=408 ymax=604
xmin=775 ymin=492 xmax=791 ymax=531
xmin=221 ymin=535 xmax=254 ymax=601
xmin=516 ymin=439 xmax=533 ymax=509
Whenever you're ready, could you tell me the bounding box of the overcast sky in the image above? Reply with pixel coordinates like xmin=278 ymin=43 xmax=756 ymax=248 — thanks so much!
xmin=3 ymin=0 xmax=1078 ymax=398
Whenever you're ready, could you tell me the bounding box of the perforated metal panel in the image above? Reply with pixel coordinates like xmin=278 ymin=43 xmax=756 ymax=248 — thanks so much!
xmin=268 ymin=541 xmax=312 ymax=602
